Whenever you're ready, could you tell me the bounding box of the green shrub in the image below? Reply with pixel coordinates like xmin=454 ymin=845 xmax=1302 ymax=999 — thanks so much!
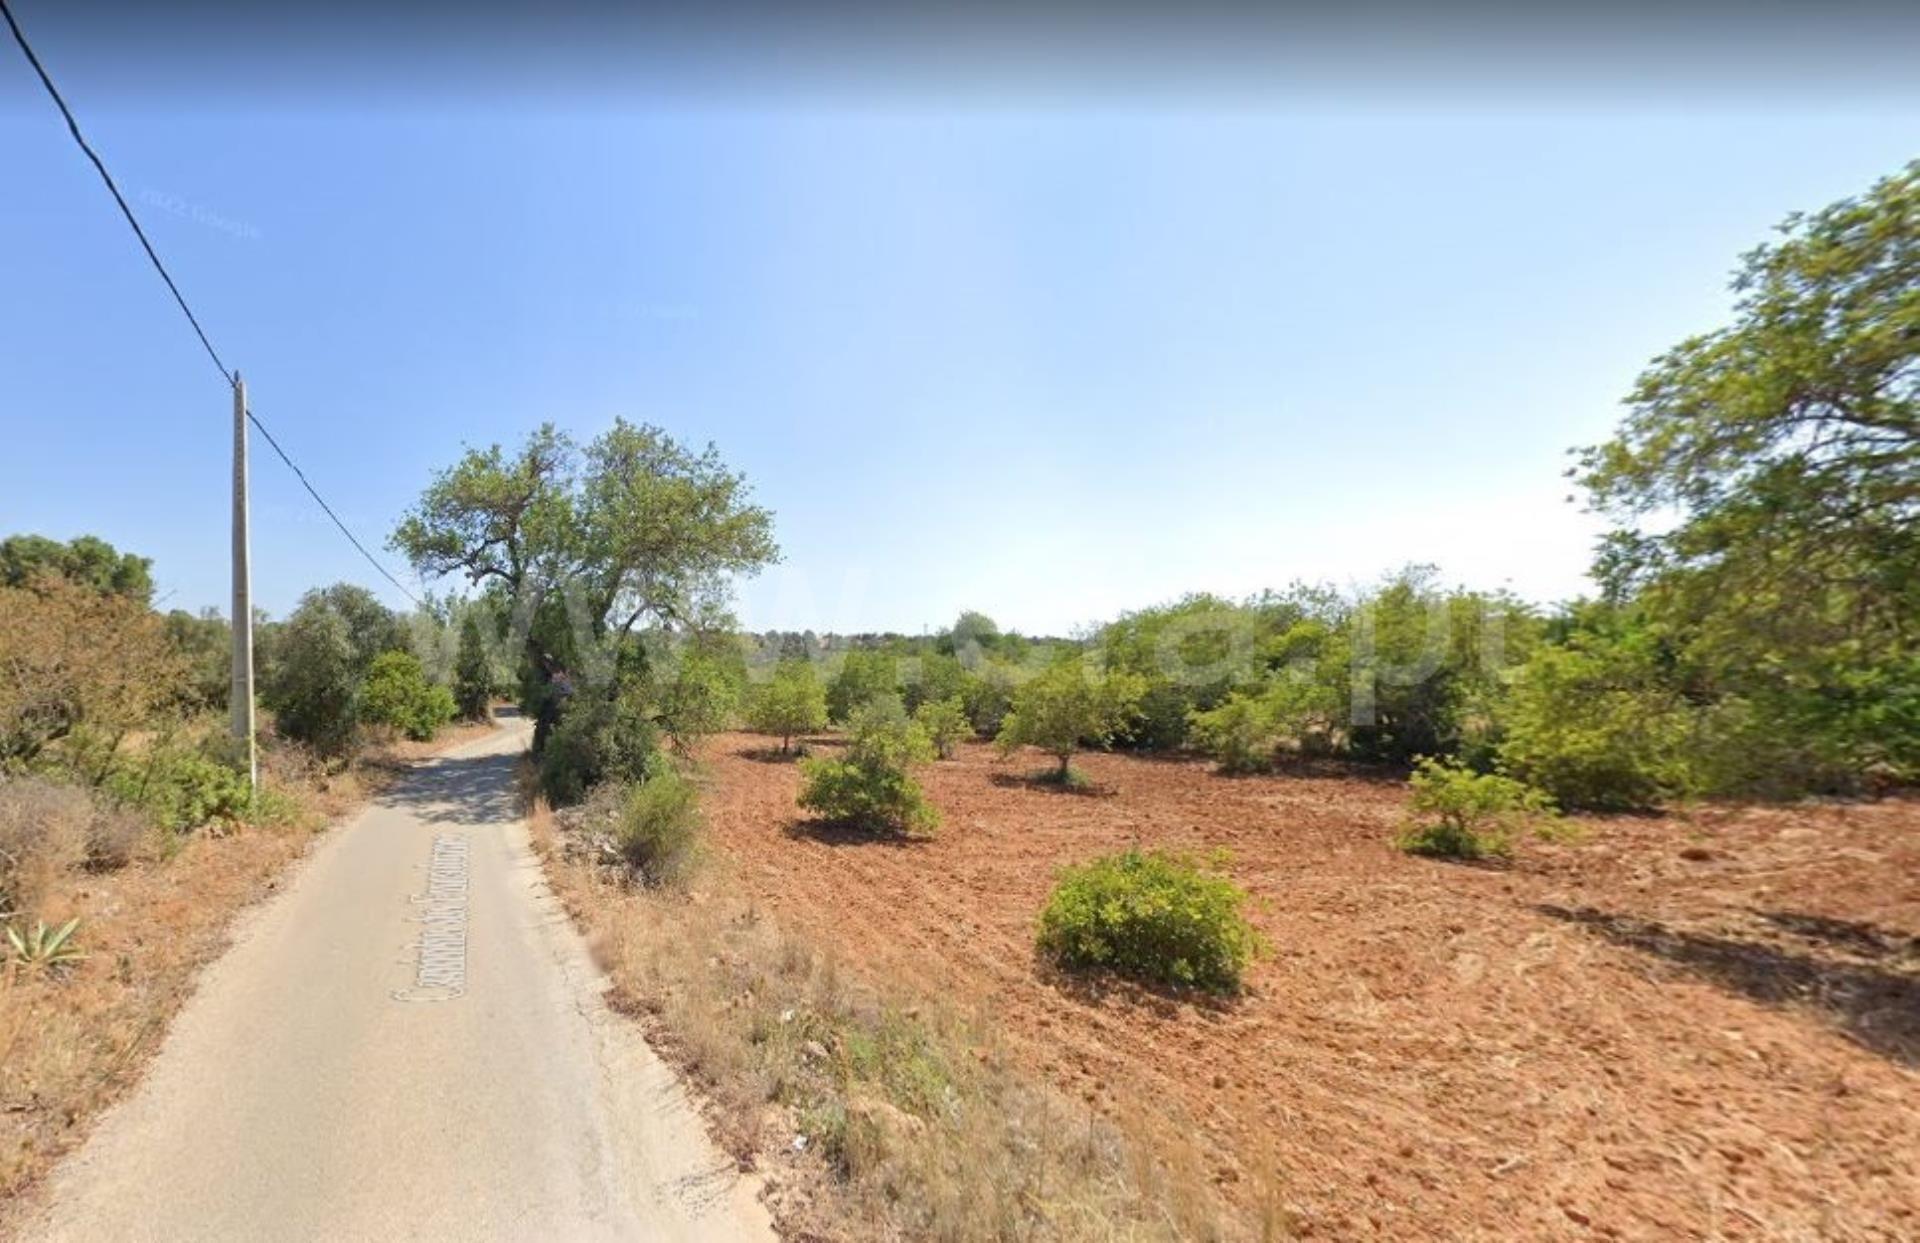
xmin=1188 ymin=691 xmax=1279 ymax=774
xmin=1496 ymin=639 xmax=1699 ymax=810
xmin=107 ymin=745 xmax=252 ymax=833
xmin=539 ymin=689 xmax=660 ymax=807
xmin=1397 ymin=756 xmax=1557 ymax=860
xmin=961 ymin=663 xmax=1016 ymax=737
xmin=421 ymin=684 xmax=458 ymax=736
xmin=1118 ymin=681 xmax=1196 ymax=751
xmin=903 ymin=651 xmax=970 ymax=714
xmin=245 ymin=781 xmax=307 ymax=831
xmin=748 ymin=659 xmax=828 ymax=753
xmin=798 ymin=704 xmax=938 ymax=834
xmin=1036 ymin=849 xmax=1264 ymax=992
xmin=912 ymin=696 xmax=970 ymax=759
xmin=361 ymin=650 xmax=456 ymax=742
xmin=598 ymin=768 xmax=702 ymax=886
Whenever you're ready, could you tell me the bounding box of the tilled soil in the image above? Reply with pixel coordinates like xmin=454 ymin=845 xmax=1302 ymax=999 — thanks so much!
xmin=696 ymin=733 xmax=1920 ymax=1241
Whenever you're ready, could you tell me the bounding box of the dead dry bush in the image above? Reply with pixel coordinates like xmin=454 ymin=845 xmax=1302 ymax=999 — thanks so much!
xmin=529 ymin=784 xmax=1230 ymax=1242
xmin=0 ymin=778 xmax=92 ymax=919
xmin=83 ymin=802 xmax=149 ymax=872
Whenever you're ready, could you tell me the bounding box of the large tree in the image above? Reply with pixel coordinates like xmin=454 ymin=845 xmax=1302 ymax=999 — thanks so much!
xmin=1578 ymin=159 xmax=1919 ymax=784
xmin=391 ymin=421 xmax=778 ymax=656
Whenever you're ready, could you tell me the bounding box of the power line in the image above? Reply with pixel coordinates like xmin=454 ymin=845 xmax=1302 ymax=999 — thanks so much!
xmin=0 ymin=0 xmax=422 ymax=608
xmin=243 ymin=410 xmax=422 ymax=606
xmin=0 ymin=0 xmax=230 ymax=385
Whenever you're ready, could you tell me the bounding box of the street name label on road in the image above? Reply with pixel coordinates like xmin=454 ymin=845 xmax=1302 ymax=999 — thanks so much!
xmin=394 ymin=834 xmax=470 ymax=1003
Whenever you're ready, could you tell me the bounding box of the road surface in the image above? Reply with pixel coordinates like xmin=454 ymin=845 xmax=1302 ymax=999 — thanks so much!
xmin=22 ymin=720 xmax=772 ymax=1242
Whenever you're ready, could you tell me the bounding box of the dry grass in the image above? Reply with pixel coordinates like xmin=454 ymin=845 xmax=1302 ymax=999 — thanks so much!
xmin=0 ymin=717 xmax=498 ymax=1220
xmin=528 ymin=771 xmax=1268 ymax=1242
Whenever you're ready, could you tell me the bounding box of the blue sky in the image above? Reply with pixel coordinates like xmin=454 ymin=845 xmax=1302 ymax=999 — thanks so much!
xmin=4 ymin=23 xmax=1917 ymax=633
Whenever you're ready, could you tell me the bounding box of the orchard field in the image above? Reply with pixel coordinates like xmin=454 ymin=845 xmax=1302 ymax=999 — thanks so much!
xmin=695 ymin=730 xmax=1920 ymax=1239
xmin=7 ymin=151 xmax=1917 ymax=1241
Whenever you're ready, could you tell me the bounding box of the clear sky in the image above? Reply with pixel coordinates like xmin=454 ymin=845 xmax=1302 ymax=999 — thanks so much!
xmin=3 ymin=6 xmax=1917 ymax=634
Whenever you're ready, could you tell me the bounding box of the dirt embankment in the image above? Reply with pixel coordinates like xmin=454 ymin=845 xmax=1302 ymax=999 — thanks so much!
xmin=696 ymin=731 xmax=1920 ymax=1240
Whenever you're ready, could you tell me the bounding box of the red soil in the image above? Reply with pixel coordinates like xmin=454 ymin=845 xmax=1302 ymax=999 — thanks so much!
xmin=696 ymin=732 xmax=1920 ymax=1240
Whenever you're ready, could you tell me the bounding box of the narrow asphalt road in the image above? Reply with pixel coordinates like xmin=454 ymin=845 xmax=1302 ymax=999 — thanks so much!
xmin=24 ymin=720 xmax=772 ymax=1242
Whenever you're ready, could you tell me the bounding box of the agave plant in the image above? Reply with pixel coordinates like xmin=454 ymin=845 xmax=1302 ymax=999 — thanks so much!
xmin=5 ymin=918 xmax=86 ymax=971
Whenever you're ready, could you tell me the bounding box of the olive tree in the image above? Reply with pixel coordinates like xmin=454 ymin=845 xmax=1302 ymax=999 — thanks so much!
xmin=391 ymin=421 xmax=778 ymax=675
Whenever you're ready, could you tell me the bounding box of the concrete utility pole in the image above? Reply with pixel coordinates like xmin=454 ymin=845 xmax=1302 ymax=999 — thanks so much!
xmin=230 ymin=373 xmax=257 ymax=792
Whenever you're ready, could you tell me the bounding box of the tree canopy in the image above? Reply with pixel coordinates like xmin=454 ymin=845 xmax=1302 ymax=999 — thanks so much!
xmin=1581 ymin=161 xmax=1916 ymax=635
xmin=1 ymin=534 xmax=153 ymax=603
xmin=1575 ymin=159 xmax=1919 ymax=788
xmin=391 ymin=421 xmax=779 ymax=648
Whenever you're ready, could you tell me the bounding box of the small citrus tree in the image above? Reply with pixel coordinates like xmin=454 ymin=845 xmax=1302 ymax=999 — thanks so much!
xmin=798 ymin=702 xmax=938 ymax=834
xmin=656 ymin=649 xmax=743 ymax=755
xmin=912 ymin=696 xmax=970 ymax=759
xmin=749 ymin=659 xmax=828 ymax=754
xmin=1397 ymin=757 xmax=1559 ymax=860
xmin=995 ymin=659 xmax=1146 ymax=783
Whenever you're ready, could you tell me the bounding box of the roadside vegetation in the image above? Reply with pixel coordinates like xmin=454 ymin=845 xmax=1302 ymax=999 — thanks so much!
xmin=0 ymin=534 xmax=499 ymax=1205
